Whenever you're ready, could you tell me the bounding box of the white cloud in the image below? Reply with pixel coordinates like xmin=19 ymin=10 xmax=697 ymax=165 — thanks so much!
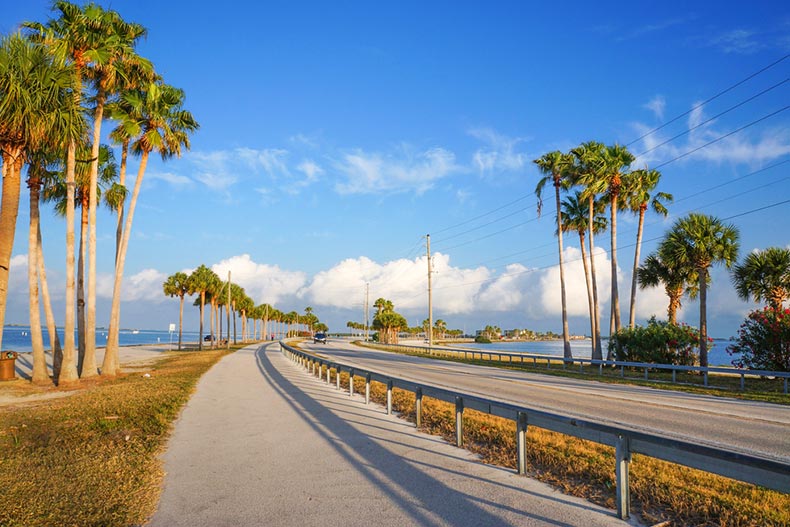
xmin=334 ymin=146 xmax=457 ymax=195
xmin=96 ymin=268 xmax=167 ymax=302
xmin=709 ymin=29 xmax=763 ymax=54
xmin=211 ymin=254 xmax=307 ymax=306
xmin=147 ymin=171 xmax=193 ymax=187
xmin=644 ymin=95 xmax=666 ymax=121
xmin=469 ymin=127 xmax=529 ymax=174
xmin=538 ymin=246 xmax=612 ymax=317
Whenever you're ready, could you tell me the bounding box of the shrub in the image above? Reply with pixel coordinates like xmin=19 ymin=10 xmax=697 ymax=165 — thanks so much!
xmin=474 ymin=335 xmax=492 ymax=344
xmin=727 ymin=307 xmax=790 ymax=372
xmin=608 ymin=317 xmax=701 ymax=365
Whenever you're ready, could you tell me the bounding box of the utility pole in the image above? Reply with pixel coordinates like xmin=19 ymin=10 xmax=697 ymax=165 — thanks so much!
xmin=226 ymin=271 xmax=231 ymax=350
xmin=427 ymin=234 xmax=433 ymax=347
xmin=364 ymin=282 xmax=370 ymax=342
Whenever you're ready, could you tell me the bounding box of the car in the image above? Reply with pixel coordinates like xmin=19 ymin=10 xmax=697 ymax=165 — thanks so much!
xmin=313 ymin=332 xmax=327 ymax=344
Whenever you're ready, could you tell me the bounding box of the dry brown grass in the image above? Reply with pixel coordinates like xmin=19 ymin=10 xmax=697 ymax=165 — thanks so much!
xmin=0 ymin=348 xmax=232 ymax=527
xmin=307 ymin=365 xmax=790 ymax=527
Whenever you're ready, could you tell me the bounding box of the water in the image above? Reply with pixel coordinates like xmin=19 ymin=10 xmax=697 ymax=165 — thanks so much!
xmin=455 ymin=338 xmax=736 ymax=366
xmin=1 ymin=325 xmax=201 ymax=352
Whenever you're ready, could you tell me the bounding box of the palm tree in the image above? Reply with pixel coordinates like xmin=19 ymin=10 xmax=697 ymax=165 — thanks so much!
xmin=659 ymin=213 xmax=739 ymax=367
xmin=534 ymin=150 xmax=574 ymax=359
xmin=732 ymin=247 xmax=790 ymax=310
xmin=560 ymin=192 xmax=607 ymax=358
xmin=623 ymin=168 xmax=672 ymax=328
xmin=0 ymin=33 xmax=81 ymax=378
xmin=163 ymin=272 xmax=190 ymax=350
xmin=103 ymin=81 xmax=198 ymax=375
xmin=637 ymin=252 xmax=697 ymax=324
xmin=598 ymin=144 xmax=635 ymax=333
xmin=570 ymin=141 xmax=606 ymax=357
xmin=188 ymin=265 xmax=216 ymax=350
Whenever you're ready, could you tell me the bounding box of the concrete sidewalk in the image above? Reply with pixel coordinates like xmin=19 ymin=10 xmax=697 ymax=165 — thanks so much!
xmin=147 ymin=343 xmax=634 ymax=527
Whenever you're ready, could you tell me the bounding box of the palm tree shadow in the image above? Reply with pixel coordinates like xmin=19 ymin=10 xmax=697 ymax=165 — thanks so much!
xmin=254 ymin=344 xmax=606 ymax=527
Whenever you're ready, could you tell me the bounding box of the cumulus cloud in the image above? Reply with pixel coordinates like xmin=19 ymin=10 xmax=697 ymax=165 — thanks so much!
xmin=96 ymin=268 xmax=168 ymax=302
xmin=334 ymin=146 xmax=458 ymax=195
xmin=469 ymin=127 xmax=529 ymax=174
xmin=211 ymin=254 xmax=307 ymax=306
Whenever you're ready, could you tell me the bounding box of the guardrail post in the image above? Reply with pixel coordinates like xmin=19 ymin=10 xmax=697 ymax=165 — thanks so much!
xmin=517 ymin=412 xmax=528 ymax=475
xmin=455 ymin=397 xmax=464 ymax=447
xmin=326 ymin=364 xmax=331 ymax=384
xmin=740 ymin=373 xmax=745 ymax=391
xmin=415 ymin=387 xmax=423 ymax=428
xmin=336 ymin=367 xmax=341 ymax=389
xmin=386 ymin=380 xmax=393 ymax=415
xmin=615 ymin=434 xmax=631 ymax=520
xmin=349 ymin=370 xmax=355 ymax=396
xmin=365 ymin=373 xmax=371 ymax=404
xmin=704 ymin=371 xmax=709 ymax=387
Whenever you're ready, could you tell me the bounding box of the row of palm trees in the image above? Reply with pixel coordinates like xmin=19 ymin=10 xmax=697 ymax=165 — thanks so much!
xmin=534 ymin=141 xmax=672 ymax=360
xmin=163 ymin=267 xmax=326 ymax=350
xmin=0 ymin=2 xmax=198 ymax=385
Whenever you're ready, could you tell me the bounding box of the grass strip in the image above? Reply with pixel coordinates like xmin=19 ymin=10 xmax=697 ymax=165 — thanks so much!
xmin=361 ymin=342 xmax=789 ymax=405
xmin=0 ymin=346 xmax=234 ymax=527
xmin=305 ymin=361 xmax=790 ymax=527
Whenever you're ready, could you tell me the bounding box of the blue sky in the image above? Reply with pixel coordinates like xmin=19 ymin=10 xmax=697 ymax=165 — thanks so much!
xmin=3 ymin=1 xmax=790 ymax=339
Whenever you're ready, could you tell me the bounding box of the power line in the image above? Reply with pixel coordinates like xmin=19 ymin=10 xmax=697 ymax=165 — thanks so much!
xmin=653 ymin=105 xmax=790 ymax=169
xmin=431 ymin=193 xmax=532 ymax=235
xmin=635 ymin=77 xmax=790 ymax=158
xmin=626 ymin=54 xmax=789 ymax=147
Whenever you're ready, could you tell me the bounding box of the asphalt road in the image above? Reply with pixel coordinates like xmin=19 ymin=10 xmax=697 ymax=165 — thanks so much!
xmin=300 ymin=339 xmax=790 ymax=463
xmin=148 ymin=343 xmax=633 ymax=526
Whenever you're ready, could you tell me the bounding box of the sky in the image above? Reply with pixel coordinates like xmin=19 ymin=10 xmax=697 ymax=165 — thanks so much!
xmin=2 ymin=1 xmax=790 ymax=339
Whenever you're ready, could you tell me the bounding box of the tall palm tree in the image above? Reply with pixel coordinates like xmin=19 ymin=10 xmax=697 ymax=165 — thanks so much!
xmin=570 ymin=141 xmax=606 ymax=357
xmin=0 ymin=33 xmax=81 ymax=368
xmin=534 ymin=150 xmax=574 ymax=359
xmin=637 ymin=252 xmax=698 ymax=324
xmin=659 ymin=214 xmax=739 ymax=367
xmin=103 ymin=81 xmax=198 ymax=375
xmin=163 ymin=272 xmax=190 ymax=350
xmin=732 ymin=247 xmax=790 ymax=310
xmin=560 ymin=192 xmax=607 ymax=358
xmin=598 ymin=144 xmax=635 ymax=333
xmin=623 ymin=168 xmax=672 ymax=327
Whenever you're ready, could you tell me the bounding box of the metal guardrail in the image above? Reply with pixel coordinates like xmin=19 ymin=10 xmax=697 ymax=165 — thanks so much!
xmin=365 ymin=342 xmax=790 ymax=394
xmin=279 ymin=341 xmax=789 ymax=521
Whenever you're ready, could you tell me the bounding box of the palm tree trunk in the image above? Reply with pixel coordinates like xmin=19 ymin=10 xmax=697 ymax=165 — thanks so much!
xmin=699 ymin=268 xmax=709 ymax=368
xmin=115 ymin=140 xmax=128 ymax=264
xmin=60 ymin=140 xmax=79 ymax=384
xmin=177 ymin=294 xmax=184 ymax=350
xmin=37 ymin=223 xmax=62 ymax=378
xmin=86 ymin=95 xmax=106 ymax=380
xmin=579 ymin=232 xmax=597 ymax=359
xmin=610 ymin=194 xmax=621 ymax=332
xmin=198 ymin=292 xmax=205 ymax=351
xmin=77 ymin=201 xmax=88 ymax=375
xmin=0 ymin=150 xmax=24 ymax=353
xmin=667 ymin=287 xmax=681 ymax=325
xmin=629 ymin=207 xmax=646 ymax=328
xmin=587 ymin=195 xmax=603 ymax=359
xmin=28 ymin=177 xmax=48 ymax=385
xmin=104 ymin=150 xmax=149 ymax=376
xmin=554 ymin=182 xmax=572 ymax=359
xmin=233 ymin=307 xmax=237 ymax=344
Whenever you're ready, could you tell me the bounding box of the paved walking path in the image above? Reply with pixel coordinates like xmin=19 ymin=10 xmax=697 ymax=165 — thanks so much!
xmin=147 ymin=343 xmax=635 ymax=527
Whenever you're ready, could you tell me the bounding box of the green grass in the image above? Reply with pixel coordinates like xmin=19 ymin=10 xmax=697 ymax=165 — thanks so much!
xmin=360 ymin=341 xmax=790 ymax=405
xmin=0 ymin=346 xmax=237 ymax=527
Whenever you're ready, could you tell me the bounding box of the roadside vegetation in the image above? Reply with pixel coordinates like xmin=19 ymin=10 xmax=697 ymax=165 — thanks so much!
xmin=0 ymin=346 xmax=234 ymax=527
xmin=301 ymin=360 xmax=790 ymax=526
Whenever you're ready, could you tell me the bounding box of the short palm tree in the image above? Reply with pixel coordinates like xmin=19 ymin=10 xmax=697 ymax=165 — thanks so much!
xmin=188 ymin=265 xmax=218 ymax=350
xmin=732 ymin=247 xmax=790 ymax=310
xmin=637 ymin=252 xmax=698 ymax=324
xmin=560 ymin=192 xmax=607 ymax=358
xmin=659 ymin=213 xmax=739 ymax=367
xmin=163 ymin=272 xmax=190 ymax=350
xmin=623 ymin=168 xmax=672 ymax=327
xmin=534 ymin=150 xmax=574 ymax=359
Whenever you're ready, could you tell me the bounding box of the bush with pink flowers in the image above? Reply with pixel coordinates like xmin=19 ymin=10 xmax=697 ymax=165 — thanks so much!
xmin=728 ymin=307 xmax=790 ymax=372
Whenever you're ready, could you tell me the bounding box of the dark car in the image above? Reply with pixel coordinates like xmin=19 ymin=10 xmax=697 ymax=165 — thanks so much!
xmin=203 ymin=334 xmax=215 ymax=342
xmin=313 ymin=332 xmax=327 ymax=344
